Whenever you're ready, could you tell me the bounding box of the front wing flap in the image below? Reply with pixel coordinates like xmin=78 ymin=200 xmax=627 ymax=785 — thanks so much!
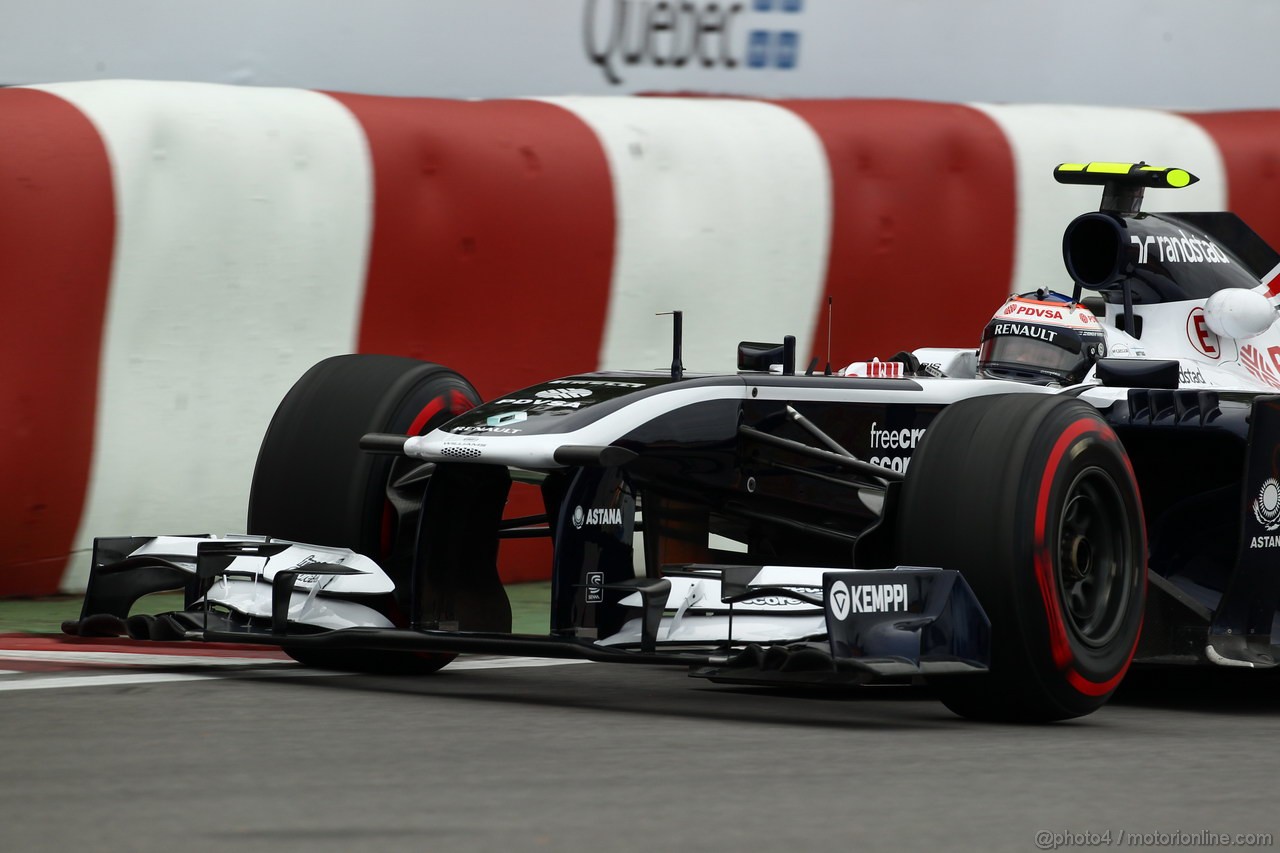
xmin=63 ymin=536 xmax=396 ymax=639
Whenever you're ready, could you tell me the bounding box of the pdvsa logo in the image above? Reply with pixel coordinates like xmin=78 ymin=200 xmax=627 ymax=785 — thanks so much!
xmin=1003 ymin=304 xmax=1065 ymax=321
xmin=582 ymin=0 xmax=805 ymax=85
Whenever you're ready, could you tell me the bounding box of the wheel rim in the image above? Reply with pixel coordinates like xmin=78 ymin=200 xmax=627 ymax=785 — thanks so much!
xmin=1055 ymin=466 xmax=1134 ymax=649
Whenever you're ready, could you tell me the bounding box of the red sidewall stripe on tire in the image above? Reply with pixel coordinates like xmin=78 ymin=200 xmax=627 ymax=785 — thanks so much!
xmin=381 ymin=389 xmax=479 ymax=563
xmin=0 ymin=89 xmax=116 ymax=595
xmin=407 ymin=396 xmax=448 ymax=437
xmin=1032 ymin=418 xmax=1143 ymax=698
xmin=406 ymin=389 xmax=476 ymax=437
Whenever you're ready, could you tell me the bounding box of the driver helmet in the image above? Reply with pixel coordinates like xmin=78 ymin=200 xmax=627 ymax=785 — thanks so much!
xmin=979 ymin=290 xmax=1107 ymax=386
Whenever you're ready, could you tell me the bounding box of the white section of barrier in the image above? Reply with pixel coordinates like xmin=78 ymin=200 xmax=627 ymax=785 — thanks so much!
xmin=972 ymin=104 xmax=1226 ymax=297
xmin=543 ymin=97 xmax=832 ymax=373
xmin=28 ymin=81 xmax=375 ymax=591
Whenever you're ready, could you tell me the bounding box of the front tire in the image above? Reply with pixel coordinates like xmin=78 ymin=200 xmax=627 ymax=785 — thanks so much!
xmin=248 ymin=354 xmax=494 ymax=673
xmin=897 ymin=393 xmax=1146 ymax=721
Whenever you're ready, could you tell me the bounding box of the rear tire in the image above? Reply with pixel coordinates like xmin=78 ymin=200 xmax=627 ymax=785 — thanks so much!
xmin=897 ymin=393 xmax=1146 ymax=721
xmin=248 ymin=354 xmax=489 ymax=673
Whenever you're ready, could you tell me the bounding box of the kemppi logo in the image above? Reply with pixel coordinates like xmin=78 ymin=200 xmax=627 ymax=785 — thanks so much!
xmin=829 ymin=580 xmax=909 ymax=619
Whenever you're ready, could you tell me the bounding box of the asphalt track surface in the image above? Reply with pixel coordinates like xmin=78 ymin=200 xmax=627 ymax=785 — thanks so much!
xmin=3 ymin=636 xmax=1280 ymax=853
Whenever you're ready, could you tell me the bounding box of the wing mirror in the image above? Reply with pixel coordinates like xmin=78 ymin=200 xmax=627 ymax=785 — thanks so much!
xmin=738 ymin=337 xmax=796 ymax=374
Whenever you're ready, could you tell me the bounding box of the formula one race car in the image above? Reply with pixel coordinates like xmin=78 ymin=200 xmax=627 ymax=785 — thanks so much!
xmin=66 ymin=161 xmax=1280 ymax=722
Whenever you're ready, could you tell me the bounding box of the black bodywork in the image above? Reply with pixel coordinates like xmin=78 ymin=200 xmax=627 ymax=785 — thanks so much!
xmin=72 ymin=368 xmax=993 ymax=682
xmin=71 ymin=366 xmax=1280 ymax=677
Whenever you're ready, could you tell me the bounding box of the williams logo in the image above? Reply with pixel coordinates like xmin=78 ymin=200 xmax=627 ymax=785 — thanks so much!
xmin=573 ymin=505 xmax=623 ymax=529
xmin=535 ymin=387 xmax=592 ymax=400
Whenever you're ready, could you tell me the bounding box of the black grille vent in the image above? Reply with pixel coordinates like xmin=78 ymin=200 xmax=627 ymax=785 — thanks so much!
xmin=1126 ymin=389 xmax=1221 ymax=426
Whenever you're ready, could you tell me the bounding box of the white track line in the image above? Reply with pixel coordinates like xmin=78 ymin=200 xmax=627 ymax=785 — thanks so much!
xmin=0 ymin=650 xmax=294 ymax=667
xmin=0 ymin=655 xmax=591 ymax=692
xmin=0 ymin=668 xmax=324 ymax=692
xmin=448 ymin=657 xmax=592 ymax=671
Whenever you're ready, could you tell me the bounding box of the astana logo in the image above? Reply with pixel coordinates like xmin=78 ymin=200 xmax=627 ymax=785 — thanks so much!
xmin=1253 ymin=478 xmax=1280 ymax=531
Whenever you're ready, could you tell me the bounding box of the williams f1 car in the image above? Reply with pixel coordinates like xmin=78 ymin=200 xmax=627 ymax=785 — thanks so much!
xmin=66 ymin=161 xmax=1280 ymax=722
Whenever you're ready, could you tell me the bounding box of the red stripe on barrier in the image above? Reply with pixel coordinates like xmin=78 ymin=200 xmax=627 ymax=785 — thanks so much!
xmin=776 ymin=100 xmax=1017 ymax=362
xmin=0 ymin=89 xmax=115 ymax=596
xmin=329 ymin=94 xmax=617 ymax=582
xmin=326 ymin=93 xmax=616 ymax=402
xmin=1182 ymin=111 xmax=1280 ymax=253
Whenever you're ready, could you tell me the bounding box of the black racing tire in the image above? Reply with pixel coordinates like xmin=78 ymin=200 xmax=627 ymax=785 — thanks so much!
xmin=897 ymin=393 xmax=1146 ymax=722
xmin=248 ymin=354 xmax=485 ymax=674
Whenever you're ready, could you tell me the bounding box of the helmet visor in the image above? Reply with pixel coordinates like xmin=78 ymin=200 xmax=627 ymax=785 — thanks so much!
xmin=979 ymin=335 xmax=1089 ymax=381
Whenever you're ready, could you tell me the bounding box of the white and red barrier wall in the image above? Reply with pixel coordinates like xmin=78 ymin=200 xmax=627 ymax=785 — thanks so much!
xmin=4 ymin=80 xmax=1280 ymax=595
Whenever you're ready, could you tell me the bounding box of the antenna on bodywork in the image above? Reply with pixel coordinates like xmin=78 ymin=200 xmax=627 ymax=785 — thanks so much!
xmin=825 ymin=296 xmax=834 ymax=375
xmin=657 ymin=310 xmax=684 ymax=380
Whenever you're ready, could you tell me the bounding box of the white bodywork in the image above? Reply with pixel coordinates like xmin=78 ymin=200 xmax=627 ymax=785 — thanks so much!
xmin=910 ymin=274 xmax=1280 ymax=399
xmin=200 ymin=577 xmax=394 ymax=631
xmin=601 ymin=566 xmax=831 ymax=647
xmin=125 ymin=535 xmax=395 ymax=630
xmin=1083 ymin=280 xmax=1280 ymax=393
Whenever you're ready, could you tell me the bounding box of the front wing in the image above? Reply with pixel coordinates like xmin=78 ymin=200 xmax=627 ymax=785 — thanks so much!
xmin=65 ymin=538 xmax=992 ymax=686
